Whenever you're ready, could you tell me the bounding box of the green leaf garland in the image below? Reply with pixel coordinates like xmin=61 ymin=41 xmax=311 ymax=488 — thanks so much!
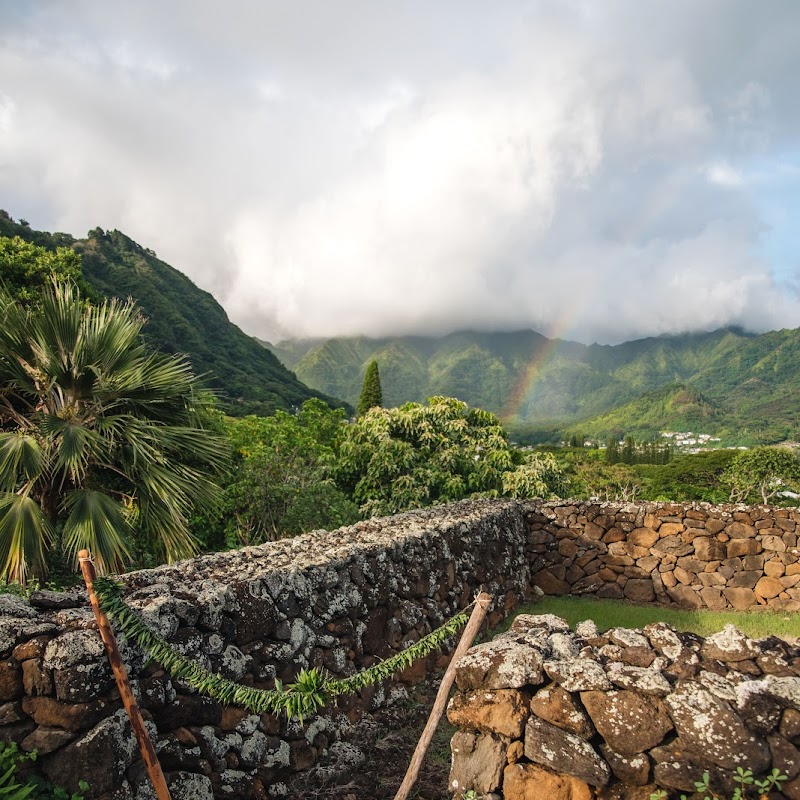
xmin=93 ymin=576 xmax=470 ymax=720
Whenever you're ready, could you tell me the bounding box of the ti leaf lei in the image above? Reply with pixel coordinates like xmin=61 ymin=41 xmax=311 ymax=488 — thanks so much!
xmin=93 ymin=576 xmax=470 ymax=720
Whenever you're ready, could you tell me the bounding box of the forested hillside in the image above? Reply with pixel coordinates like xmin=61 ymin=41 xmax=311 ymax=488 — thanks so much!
xmin=268 ymin=327 xmax=800 ymax=444
xmin=0 ymin=213 xmax=347 ymax=416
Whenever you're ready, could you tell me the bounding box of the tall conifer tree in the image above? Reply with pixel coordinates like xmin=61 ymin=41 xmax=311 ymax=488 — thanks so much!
xmin=357 ymin=360 xmax=383 ymax=416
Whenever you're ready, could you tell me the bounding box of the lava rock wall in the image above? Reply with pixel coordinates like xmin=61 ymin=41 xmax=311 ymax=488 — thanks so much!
xmin=448 ymin=614 xmax=800 ymax=799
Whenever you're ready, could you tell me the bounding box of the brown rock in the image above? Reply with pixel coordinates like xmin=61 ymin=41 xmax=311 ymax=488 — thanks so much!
xmin=694 ymin=537 xmax=727 ymax=562
xmin=724 ymin=586 xmax=756 ymax=610
xmin=533 ymin=569 xmax=571 ymax=595
xmin=581 ymin=690 xmax=672 ymax=754
xmin=447 ymin=688 xmax=529 ymax=739
xmin=623 ymin=580 xmax=655 ymax=603
xmin=727 ymin=522 xmax=757 ymax=538
xmin=450 ymin=731 xmax=507 ymax=795
xmin=667 ymin=584 xmax=702 ymax=608
xmin=21 ymin=726 xmax=75 ymax=755
xmin=659 ymin=522 xmax=685 ymax=537
xmin=600 ymin=744 xmax=651 ymax=784
xmin=766 ymin=560 xmax=786 ymax=578
xmin=22 ymin=696 xmax=110 ymax=731
xmin=504 ymin=763 xmax=593 ymax=800
xmin=220 ymin=706 xmax=249 ymax=731
xmin=700 ymin=587 xmax=726 ymax=610
xmin=727 ymin=538 xmax=761 ymax=558
xmin=524 ymin=716 xmax=610 ymax=786
xmin=530 ymin=684 xmax=594 ymax=739
xmin=769 ymin=734 xmax=800 ymax=780
xmin=755 ymin=576 xmax=784 ymax=600
xmin=701 ymin=625 xmax=760 ymax=662
xmin=705 ymin=518 xmax=726 ymax=534
xmin=673 ymin=566 xmax=694 ymax=585
xmin=597 ymin=583 xmax=624 ymax=599
xmin=507 ymin=740 xmax=524 ymax=764
xmin=782 ymin=709 xmax=800 ymax=742
xmin=22 ymin=659 xmax=53 ymax=697
xmin=0 ymin=660 xmax=22 ymax=702
xmin=629 ymin=528 xmax=658 ymax=548
xmin=0 ymin=701 xmax=24 ymax=725
xmin=12 ymin=636 xmax=49 ymax=661
xmin=763 ymin=534 xmax=788 ymax=552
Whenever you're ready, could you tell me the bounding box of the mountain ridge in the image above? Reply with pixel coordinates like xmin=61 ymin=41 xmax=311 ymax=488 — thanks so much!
xmin=265 ymin=327 xmax=800 ymax=444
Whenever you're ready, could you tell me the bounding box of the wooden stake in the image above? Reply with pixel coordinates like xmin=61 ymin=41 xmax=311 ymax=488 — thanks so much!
xmin=393 ymin=591 xmax=492 ymax=800
xmin=78 ymin=550 xmax=172 ymax=800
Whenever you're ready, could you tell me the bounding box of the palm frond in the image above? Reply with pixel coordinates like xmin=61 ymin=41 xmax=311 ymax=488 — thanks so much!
xmin=61 ymin=489 xmax=131 ymax=574
xmin=0 ymin=492 xmax=53 ymax=583
xmin=0 ymin=432 xmax=44 ymax=491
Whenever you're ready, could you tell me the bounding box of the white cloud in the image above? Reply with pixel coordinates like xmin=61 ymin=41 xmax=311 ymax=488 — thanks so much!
xmin=0 ymin=0 xmax=799 ymax=344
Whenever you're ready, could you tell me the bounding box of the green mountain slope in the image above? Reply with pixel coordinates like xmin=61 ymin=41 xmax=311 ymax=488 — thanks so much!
xmin=0 ymin=214 xmax=347 ymax=416
xmin=267 ymin=327 xmax=800 ymax=444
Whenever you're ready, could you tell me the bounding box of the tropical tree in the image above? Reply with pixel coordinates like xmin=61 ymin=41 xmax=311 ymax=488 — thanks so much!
xmin=0 ymin=235 xmax=87 ymax=305
xmin=0 ymin=280 xmax=226 ymax=582
xmin=334 ymin=396 xmax=565 ymax=517
xmin=356 ymin=360 xmax=383 ymax=416
xmin=223 ymin=399 xmax=359 ymax=543
xmin=722 ymin=447 xmax=800 ymax=504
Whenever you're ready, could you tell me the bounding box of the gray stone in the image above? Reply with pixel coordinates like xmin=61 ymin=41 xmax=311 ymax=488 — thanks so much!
xmin=523 ymin=715 xmax=610 ymax=787
xmin=455 ymin=638 xmax=544 ymax=691
xmin=665 ymin=681 xmax=771 ymax=771
xmin=544 ymin=658 xmax=612 ymax=691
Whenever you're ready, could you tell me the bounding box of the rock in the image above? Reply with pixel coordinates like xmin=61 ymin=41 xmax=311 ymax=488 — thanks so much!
xmin=21 ymin=658 xmax=52 ymax=697
xmin=22 ymin=696 xmax=110 ymax=731
xmin=607 ymin=629 xmax=650 ymax=649
xmin=152 ymin=694 xmax=221 ymax=729
xmin=783 ymin=708 xmax=800 ymax=741
xmin=724 ymin=587 xmax=757 ymax=610
xmin=449 ymin=731 xmax=507 ymax=795
xmin=622 ymin=581 xmax=654 ymax=605
xmin=665 ymin=681 xmax=771 ymax=771
xmin=524 ymin=716 xmax=610 ymax=787
xmin=447 ymin=688 xmax=529 ymax=739
xmin=581 ymin=690 xmax=672 ymax=754
xmin=28 ymin=590 xmax=85 ymax=610
xmin=544 ymin=658 xmax=612 ymax=692
xmin=54 ymin=661 xmax=112 ymax=703
xmin=0 ymin=660 xmax=22 ymax=701
xmin=755 ymin=576 xmax=784 ymax=600
xmin=605 ymin=663 xmax=671 ymax=696
xmin=599 ymin=744 xmax=651 ymax=785
xmin=701 ymin=625 xmax=761 ymax=663
xmin=667 ymin=585 xmax=702 ymax=609
xmin=533 ymin=569 xmax=571 ymax=595
xmin=455 ymin=638 xmax=544 ymax=691
xmin=694 ymin=537 xmax=726 ymax=562
xmin=21 ymin=726 xmax=75 ymax=754
xmin=41 ymin=709 xmax=139 ymax=795
xmin=163 ymin=772 xmax=214 ymax=800
xmin=0 ymin=595 xmax=38 ymax=619
xmin=529 ymin=684 xmax=595 ymax=739
xmin=43 ymin=630 xmax=105 ymax=670
xmin=503 ymin=763 xmax=593 ymax=800
xmin=769 ymin=733 xmax=800 ymax=780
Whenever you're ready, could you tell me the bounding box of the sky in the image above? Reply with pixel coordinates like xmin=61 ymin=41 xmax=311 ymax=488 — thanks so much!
xmin=1 ymin=1 xmax=799 ymax=345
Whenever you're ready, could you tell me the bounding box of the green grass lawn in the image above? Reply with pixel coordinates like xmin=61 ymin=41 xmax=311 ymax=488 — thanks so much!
xmin=506 ymin=596 xmax=800 ymax=641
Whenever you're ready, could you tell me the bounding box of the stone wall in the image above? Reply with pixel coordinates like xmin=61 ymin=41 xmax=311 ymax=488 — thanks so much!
xmin=448 ymin=614 xmax=800 ymax=799
xmin=0 ymin=501 xmax=529 ymax=800
xmin=528 ymin=502 xmax=800 ymax=612
xmin=0 ymin=498 xmax=798 ymax=800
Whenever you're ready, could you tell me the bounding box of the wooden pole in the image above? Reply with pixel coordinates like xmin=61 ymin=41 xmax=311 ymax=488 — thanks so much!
xmin=78 ymin=550 xmax=172 ymax=800
xmin=393 ymin=591 xmax=492 ymax=800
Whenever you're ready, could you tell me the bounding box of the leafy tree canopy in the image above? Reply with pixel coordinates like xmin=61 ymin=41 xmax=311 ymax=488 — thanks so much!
xmin=0 ymin=280 xmax=226 ymax=582
xmin=334 ymin=396 xmax=565 ymax=517
xmin=0 ymin=236 xmax=87 ymax=305
xmin=722 ymin=447 xmax=800 ymax=504
xmin=222 ymin=399 xmax=359 ymax=543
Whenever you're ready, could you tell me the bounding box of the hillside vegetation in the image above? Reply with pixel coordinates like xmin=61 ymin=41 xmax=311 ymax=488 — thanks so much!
xmin=0 ymin=214 xmax=346 ymax=416
xmin=268 ymin=327 xmax=800 ymax=444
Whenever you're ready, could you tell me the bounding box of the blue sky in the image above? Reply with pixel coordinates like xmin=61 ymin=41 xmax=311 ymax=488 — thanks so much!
xmin=1 ymin=1 xmax=799 ymax=344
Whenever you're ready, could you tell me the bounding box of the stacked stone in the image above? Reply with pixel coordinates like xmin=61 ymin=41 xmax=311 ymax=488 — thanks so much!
xmin=448 ymin=614 xmax=800 ymax=800
xmin=527 ymin=502 xmax=800 ymax=612
xmin=0 ymin=500 xmax=528 ymax=800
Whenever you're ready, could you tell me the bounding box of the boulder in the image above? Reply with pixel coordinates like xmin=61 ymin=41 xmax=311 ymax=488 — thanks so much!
xmin=504 ymin=763 xmax=593 ymax=800
xmin=544 ymin=658 xmax=612 ymax=692
xmin=449 ymin=731 xmax=507 ymax=795
xmin=665 ymin=681 xmax=771 ymax=771
xmin=581 ymin=690 xmax=672 ymax=754
xmin=701 ymin=625 xmax=761 ymax=663
xmin=447 ymin=688 xmax=529 ymax=738
xmin=454 ymin=637 xmax=544 ymax=691
xmin=524 ymin=716 xmax=610 ymax=787
xmin=529 ymin=683 xmax=595 ymax=739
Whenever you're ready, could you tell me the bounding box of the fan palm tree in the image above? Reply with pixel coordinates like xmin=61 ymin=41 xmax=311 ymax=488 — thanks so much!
xmin=0 ymin=279 xmax=226 ymax=582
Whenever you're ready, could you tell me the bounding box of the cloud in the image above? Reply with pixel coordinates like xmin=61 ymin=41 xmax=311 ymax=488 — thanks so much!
xmin=1 ymin=0 xmax=799 ymax=345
